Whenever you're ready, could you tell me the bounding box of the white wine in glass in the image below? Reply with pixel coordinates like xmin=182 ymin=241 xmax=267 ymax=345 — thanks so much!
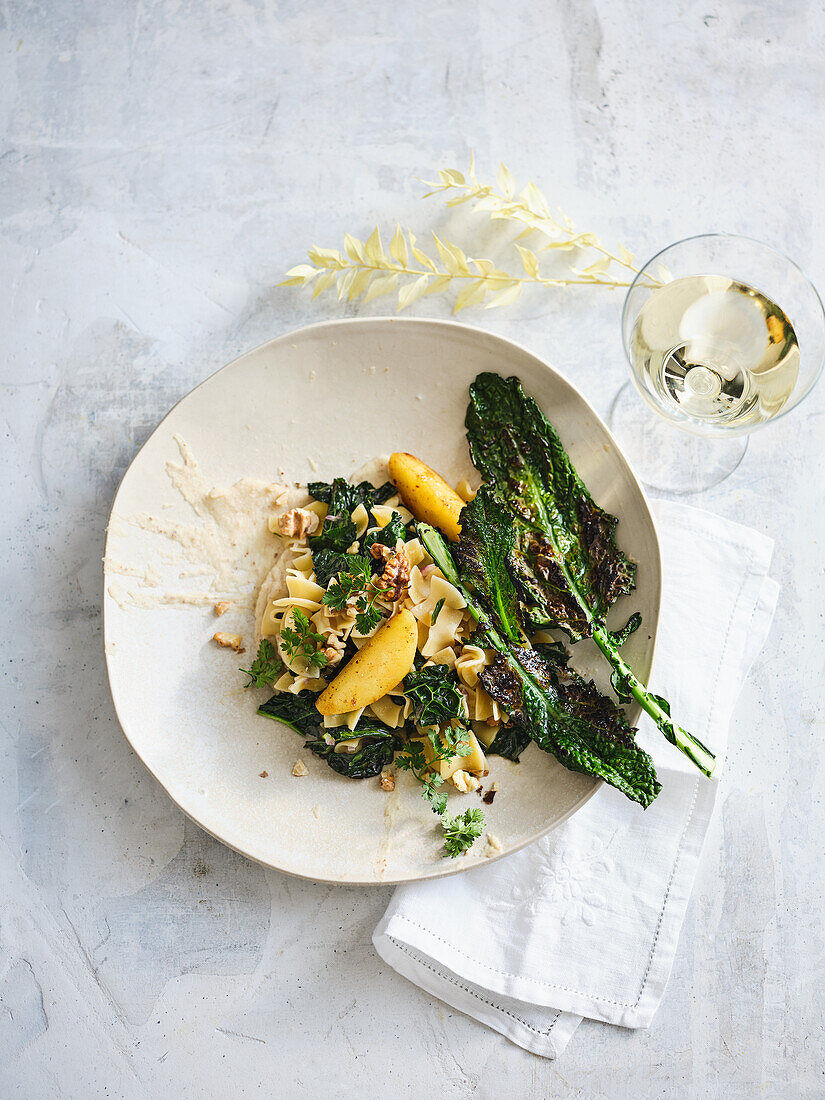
xmin=613 ymin=235 xmax=824 ymax=493
xmin=630 ymin=275 xmax=799 ymax=428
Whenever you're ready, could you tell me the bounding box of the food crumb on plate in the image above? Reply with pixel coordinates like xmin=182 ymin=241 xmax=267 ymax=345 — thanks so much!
xmin=259 ymin=770 xmax=268 ymax=778
xmin=214 ymin=600 xmax=230 ymax=616
xmin=292 ymin=759 xmax=309 ymax=777
xmin=213 ymin=631 xmax=244 ymax=653
xmin=379 ymin=769 xmax=395 ymax=792
xmin=482 ymin=783 xmax=498 ymax=805
xmin=486 ymin=833 xmax=503 ymax=855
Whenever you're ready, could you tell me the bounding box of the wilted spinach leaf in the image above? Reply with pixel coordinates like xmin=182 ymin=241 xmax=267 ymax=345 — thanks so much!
xmin=305 ymin=719 xmax=400 ymax=779
xmin=311 ymin=547 xmax=372 ymax=588
xmin=258 ymin=692 xmax=323 ymax=738
xmin=308 ymin=478 xmax=394 ymax=514
xmin=362 ymin=510 xmax=407 ymax=555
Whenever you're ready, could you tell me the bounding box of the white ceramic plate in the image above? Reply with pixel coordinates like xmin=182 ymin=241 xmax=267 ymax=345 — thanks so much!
xmin=103 ymin=318 xmax=660 ymax=884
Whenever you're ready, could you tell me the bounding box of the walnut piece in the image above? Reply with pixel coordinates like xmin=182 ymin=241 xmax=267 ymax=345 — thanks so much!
xmin=274 ymin=508 xmax=320 ymax=539
xmin=292 ymin=759 xmax=309 ymax=777
xmin=379 ymin=769 xmax=395 ymax=792
xmin=451 ymin=769 xmax=481 ymax=794
xmin=322 ymin=634 xmax=347 ymax=666
xmin=213 ymin=632 xmax=244 ymax=653
xmin=371 ymin=544 xmax=410 ymax=601
xmin=214 ymin=600 xmax=230 ymax=616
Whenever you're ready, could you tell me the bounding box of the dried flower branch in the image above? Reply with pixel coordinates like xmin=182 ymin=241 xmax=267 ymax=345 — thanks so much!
xmin=421 ymin=155 xmax=652 ymax=288
xmin=279 ymin=225 xmax=636 ymax=314
xmin=278 ymin=156 xmax=666 ymax=312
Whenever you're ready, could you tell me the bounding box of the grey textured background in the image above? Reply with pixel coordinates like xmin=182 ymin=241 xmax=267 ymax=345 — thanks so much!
xmin=2 ymin=1 xmax=824 ymax=1096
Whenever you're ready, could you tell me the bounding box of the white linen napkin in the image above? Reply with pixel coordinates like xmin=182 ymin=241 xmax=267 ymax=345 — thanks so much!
xmin=373 ymin=500 xmax=779 ymax=1058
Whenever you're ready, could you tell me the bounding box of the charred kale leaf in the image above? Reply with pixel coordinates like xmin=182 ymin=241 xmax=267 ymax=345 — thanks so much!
xmin=465 ymin=373 xmax=715 ymax=779
xmin=419 ymin=503 xmax=661 ymax=808
xmin=453 ymin=485 xmax=525 ymax=646
xmin=466 ymin=373 xmax=636 ymax=633
xmin=479 ymin=645 xmax=660 ymax=805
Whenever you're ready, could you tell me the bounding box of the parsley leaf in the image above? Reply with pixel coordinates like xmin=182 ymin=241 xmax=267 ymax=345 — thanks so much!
xmin=441 ymin=808 xmax=486 ymax=858
xmin=403 ymin=664 xmax=466 ymax=726
xmin=421 ymin=774 xmax=448 ymax=815
xmin=396 ymin=721 xmax=472 ymax=815
xmin=280 ymin=608 xmax=328 ymax=671
xmin=240 ymin=639 xmax=282 ymax=688
xmin=322 ymin=560 xmax=391 ymax=636
xmin=322 ymin=558 xmax=372 ymax=611
xmin=354 ymin=594 xmax=385 ymax=635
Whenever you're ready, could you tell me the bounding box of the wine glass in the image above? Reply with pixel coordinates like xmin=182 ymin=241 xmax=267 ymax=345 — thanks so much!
xmin=609 ymin=234 xmax=825 ymax=494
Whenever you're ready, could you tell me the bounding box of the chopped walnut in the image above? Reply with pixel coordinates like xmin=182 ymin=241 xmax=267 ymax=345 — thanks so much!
xmin=214 ymin=601 xmax=230 ymax=616
xmin=371 ymin=544 xmax=410 ymax=601
xmin=292 ymin=759 xmax=309 ymax=777
xmin=379 ymin=770 xmax=395 ymax=792
xmin=451 ymin=769 xmax=481 ymax=794
xmin=322 ymin=634 xmax=347 ymax=665
xmin=213 ymin=632 xmax=244 ymax=653
xmin=274 ymin=508 xmax=320 ymax=539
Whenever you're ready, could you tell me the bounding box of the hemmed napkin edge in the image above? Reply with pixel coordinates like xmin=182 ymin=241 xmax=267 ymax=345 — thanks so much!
xmin=372 ymin=917 xmax=582 ymax=1058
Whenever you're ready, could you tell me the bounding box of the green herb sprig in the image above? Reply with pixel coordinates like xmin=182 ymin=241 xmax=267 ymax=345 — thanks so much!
xmin=396 ymin=724 xmax=473 ymax=816
xmin=441 ymin=808 xmax=486 ymax=858
xmin=322 ymin=561 xmax=392 ymax=635
xmin=280 ymin=608 xmax=329 ymax=671
xmin=240 ymin=639 xmax=282 ymax=688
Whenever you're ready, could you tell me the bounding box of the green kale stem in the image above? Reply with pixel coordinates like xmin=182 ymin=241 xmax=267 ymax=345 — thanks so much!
xmin=592 ymin=623 xmax=716 ymax=778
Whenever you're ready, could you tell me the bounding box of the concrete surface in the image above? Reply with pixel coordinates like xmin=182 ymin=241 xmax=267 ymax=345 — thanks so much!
xmin=2 ymin=1 xmax=823 ymax=1096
